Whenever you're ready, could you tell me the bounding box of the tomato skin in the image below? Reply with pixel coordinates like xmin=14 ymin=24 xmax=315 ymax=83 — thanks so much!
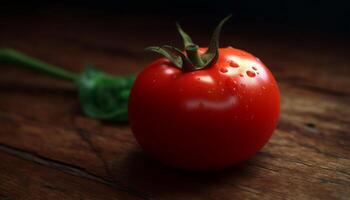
xmin=129 ymin=47 xmax=280 ymax=171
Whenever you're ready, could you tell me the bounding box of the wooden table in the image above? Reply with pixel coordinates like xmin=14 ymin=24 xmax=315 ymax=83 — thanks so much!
xmin=0 ymin=13 xmax=349 ymax=199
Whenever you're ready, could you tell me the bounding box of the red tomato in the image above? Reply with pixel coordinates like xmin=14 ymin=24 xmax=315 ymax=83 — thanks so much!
xmin=129 ymin=47 xmax=280 ymax=171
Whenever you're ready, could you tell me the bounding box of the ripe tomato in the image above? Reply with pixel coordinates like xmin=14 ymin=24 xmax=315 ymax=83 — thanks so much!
xmin=128 ymin=17 xmax=280 ymax=171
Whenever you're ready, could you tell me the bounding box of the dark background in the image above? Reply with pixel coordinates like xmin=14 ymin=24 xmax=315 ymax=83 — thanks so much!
xmin=1 ymin=0 xmax=349 ymax=35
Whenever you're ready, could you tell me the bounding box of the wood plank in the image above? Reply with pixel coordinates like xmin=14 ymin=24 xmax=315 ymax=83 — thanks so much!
xmin=0 ymin=14 xmax=349 ymax=199
xmin=0 ymin=151 xmax=145 ymax=200
xmin=0 ymin=82 xmax=349 ymax=199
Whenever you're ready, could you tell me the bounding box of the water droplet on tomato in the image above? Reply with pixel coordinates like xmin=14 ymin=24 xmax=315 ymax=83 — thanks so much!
xmin=220 ymin=67 xmax=228 ymax=73
xmin=229 ymin=61 xmax=239 ymax=68
xmin=252 ymin=66 xmax=257 ymax=71
xmin=246 ymin=70 xmax=256 ymax=77
xmin=152 ymin=79 xmax=157 ymax=83
xmin=262 ymin=86 xmax=266 ymax=90
xmin=225 ymin=78 xmax=238 ymax=95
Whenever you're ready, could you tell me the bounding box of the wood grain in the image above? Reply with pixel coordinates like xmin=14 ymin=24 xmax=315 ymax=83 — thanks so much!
xmin=0 ymin=150 xmax=145 ymax=200
xmin=0 ymin=13 xmax=349 ymax=199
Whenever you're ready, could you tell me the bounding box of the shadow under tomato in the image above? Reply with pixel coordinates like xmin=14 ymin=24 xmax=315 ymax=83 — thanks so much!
xmin=108 ymin=148 xmax=264 ymax=198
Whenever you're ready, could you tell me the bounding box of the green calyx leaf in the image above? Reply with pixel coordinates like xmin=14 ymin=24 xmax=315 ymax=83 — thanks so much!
xmin=162 ymin=45 xmax=194 ymax=71
xmin=201 ymin=15 xmax=232 ymax=67
xmin=76 ymin=65 xmax=135 ymax=121
xmin=146 ymin=46 xmax=183 ymax=68
xmin=176 ymin=23 xmax=195 ymax=48
xmin=146 ymin=15 xmax=231 ymax=72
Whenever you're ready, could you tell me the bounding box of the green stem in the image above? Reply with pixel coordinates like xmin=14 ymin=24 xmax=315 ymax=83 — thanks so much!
xmin=0 ymin=48 xmax=78 ymax=81
xmin=185 ymin=45 xmax=204 ymax=68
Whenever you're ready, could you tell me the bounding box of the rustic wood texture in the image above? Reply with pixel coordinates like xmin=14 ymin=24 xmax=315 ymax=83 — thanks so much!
xmin=0 ymin=13 xmax=349 ymax=200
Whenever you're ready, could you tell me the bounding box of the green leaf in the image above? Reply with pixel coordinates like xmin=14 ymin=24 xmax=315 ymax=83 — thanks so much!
xmin=176 ymin=23 xmax=195 ymax=48
xmin=75 ymin=65 xmax=135 ymax=121
xmin=201 ymin=15 xmax=232 ymax=68
xmin=145 ymin=46 xmax=182 ymax=68
xmin=0 ymin=48 xmax=134 ymax=122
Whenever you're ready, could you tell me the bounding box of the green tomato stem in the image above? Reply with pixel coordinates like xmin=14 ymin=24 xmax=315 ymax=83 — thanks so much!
xmin=0 ymin=48 xmax=78 ymax=81
xmin=185 ymin=45 xmax=204 ymax=68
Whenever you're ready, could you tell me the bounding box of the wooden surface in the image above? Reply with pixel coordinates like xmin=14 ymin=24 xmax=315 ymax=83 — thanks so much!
xmin=0 ymin=13 xmax=349 ymax=200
